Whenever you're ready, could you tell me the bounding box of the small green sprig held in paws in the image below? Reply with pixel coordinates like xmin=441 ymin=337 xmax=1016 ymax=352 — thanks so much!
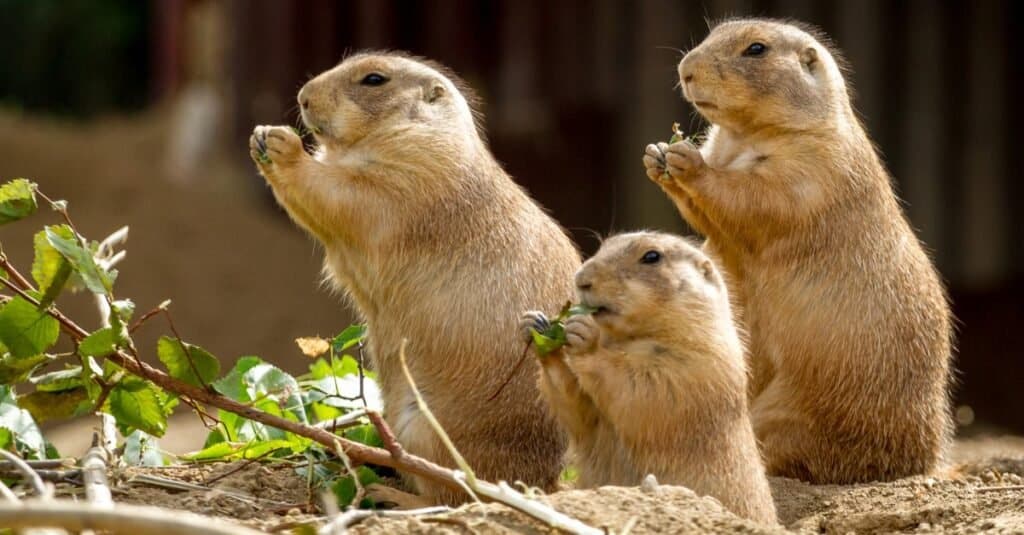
xmin=529 ymin=302 xmax=599 ymax=356
xmin=661 ymin=122 xmax=686 ymax=182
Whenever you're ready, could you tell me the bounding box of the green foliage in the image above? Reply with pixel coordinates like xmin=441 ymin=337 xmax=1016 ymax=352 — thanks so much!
xmin=44 ymin=225 xmax=116 ymax=295
xmin=0 ymin=178 xmax=387 ymax=510
xmin=78 ymin=327 xmax=117 ymax=358
xmin=123 ymin=430 xmax=170 ymax=467
xmin=331 ymin=324 xmax=367 ymax=353
xmin=0 ymin=295 xmax=60 ymax=358
xmin=529 ymin=302 xmax=599 ymax=356
xmin=31 ymin=227 xmax=72 ymax=308
xmin=0 ymin=385 xmax=55 ymax=459
xmin=0 ymin=179 xmax=37 ymax=225
xmin=156 ymin=336 xmax=219 ymax=388
xmin=107 ymin=374 xmax=173 ymax=437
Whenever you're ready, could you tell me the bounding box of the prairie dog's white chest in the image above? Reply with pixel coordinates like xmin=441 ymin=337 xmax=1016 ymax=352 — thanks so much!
xmin=701 ymin=128 xmax=765 ymax=172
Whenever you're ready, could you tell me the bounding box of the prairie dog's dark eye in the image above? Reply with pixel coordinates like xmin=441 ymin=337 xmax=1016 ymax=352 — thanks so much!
xmin=640 ymin=250 xmax=662 ymax=264
xmin=361 ymin=73 xmax=388 ymax=86
xmin=742 ymin=42 xmax=768 ymax=57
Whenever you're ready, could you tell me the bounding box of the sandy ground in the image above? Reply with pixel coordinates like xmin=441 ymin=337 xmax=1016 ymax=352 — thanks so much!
xmin=90 ymin=435 xmax=1024 ymax=534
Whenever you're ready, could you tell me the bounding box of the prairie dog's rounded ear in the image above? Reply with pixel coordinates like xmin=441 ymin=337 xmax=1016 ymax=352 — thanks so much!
xmin=425 ymin=82 xmax=446 ymax=103
xmin=699 ymin=259 xmax=716 ymax=283
xmin=800 ymin=46 xmax=819 ymax=72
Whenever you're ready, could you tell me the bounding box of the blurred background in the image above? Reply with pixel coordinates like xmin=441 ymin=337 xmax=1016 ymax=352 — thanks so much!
xmin=0 ymin=0 xmax=1018 ymax=448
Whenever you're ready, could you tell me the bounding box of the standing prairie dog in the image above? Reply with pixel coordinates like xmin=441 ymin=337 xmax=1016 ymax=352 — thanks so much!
xmin=522 ymin=232 xmax=777 ymax=524
xmin=643 ymin=19 xmax=953 ymax=483
xmin=249 ymin=52 xmax=580 ymax=504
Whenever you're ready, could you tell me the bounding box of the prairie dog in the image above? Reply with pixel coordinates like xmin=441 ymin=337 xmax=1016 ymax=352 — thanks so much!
xmin=249 ymin=52 xmax=580 ymax=504
xmin=643 ymin=19 xmax=953 ymax=483
xmin=521 ymin=232 xmax=777 ymax=524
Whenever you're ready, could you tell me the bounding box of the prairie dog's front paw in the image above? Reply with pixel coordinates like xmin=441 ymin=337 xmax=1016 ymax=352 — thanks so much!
xmin=664 ymin=140 xmax=705 ymax=184
xmin=564 ymin=315 xmax=599 ymax=355
xmin=643 ymin=142 xmax=670 ymax=183
xmin=249 ymin=125 xmax=304 ymax=173
xmin=519 ymin=311 xmax=551 ymax=343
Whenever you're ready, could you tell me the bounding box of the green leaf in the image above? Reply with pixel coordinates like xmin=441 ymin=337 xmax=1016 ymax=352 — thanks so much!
xmin=0 ymin=179 xmax=37 ymax=225
xmin=529 ymin=302 xmax=597 ymax=356
xmin=31 ymin=228 xmax=72 ymax=308
xmin=343 ymin=424 xmax=383 ymax=448
xmin=182 ymin=441 xmax=240 ymax=461
xmin=0 ymin=296 xmax=60 ymax=358
xmin=530 ymin=327 xmax=565 ymax=356
xmin=78 ymin=327 xmax=117 ymax=358
xmin=0 ymin=351 xmax=52 ymax=383
xmin=212 ymin=355 xmax=264 ymax=401
xmin=45 ymin=225 xmax=115 ymax=295
xmin=331 ymin=324 xmax=367 ymax=353
xmin=0 ymin=385 xmax=51 ymax=459
xmin=17 ymin=387 xmax=88 ymax=424
xmin=29 ymin=366 xmax=83 ymax=392
xmin=108 ymin=376 xmax=169 ymax=437
xmin=156 ymin=336 xmax=220 ymax=388
xmin=109 ymin=299 xmax=134 ymax=344
xmin=331 ymin=466 xmax=381 ymax=508
xmin=123 ymin=430 xmax=168 ymax=467
xmin=567 ymin=303 xmax=599 ymax=317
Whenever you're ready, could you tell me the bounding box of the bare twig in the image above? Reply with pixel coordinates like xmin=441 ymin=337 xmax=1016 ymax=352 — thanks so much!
xmin=319 ymin=506 xmax=452 ymax=535
xmin=0 ymin=468 xmax=80 ymax=483
xmin=0 ymin=479 xmax=18 ymax=501
xmin=81 ymin=434 xmax=113 ymax=507
xmin=0 ymin=450 xmax=48 ymax=497
xmin=0 ymin=501 xmax=267 ymax=535
xmin=0 ymin=460 xmax=71 ymax=470
xmin=487 ymin=343 xmax=532 ymax=401
xmin=0 ymin=253 xmax=34 ymax=290
xmin=315 ymin=408 xmax=368 ymax=432
xmin=333 ymin=439 xmax=366 ymax=509
xmin=129 ymin=300 xmax=171 ymax=334
xmin=977 ymin=485 xmax=1024 ymax=492
xmin=397 ymin=340 xmax=480 ymax=499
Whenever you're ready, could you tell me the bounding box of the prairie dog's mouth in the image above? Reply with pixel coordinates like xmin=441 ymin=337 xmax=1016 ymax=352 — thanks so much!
xmin=299 ymin=110 xmax=327 ymax=137
xmin=579 ymin=297 xmax=613 ymax=317
xmin=693 ymin=101 xmax=718 ymax=110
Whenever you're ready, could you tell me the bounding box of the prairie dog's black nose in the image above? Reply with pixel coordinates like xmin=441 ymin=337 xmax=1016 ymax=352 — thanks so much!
xmin=298 ymin=86 xmax=310 ymax=110
xmin=683 ymin=73 xmax=694 ymax=84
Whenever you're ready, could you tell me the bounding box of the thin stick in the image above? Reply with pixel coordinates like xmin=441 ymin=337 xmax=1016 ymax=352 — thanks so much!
xmin=315 ymin=408 xmax=368 ymax=431
xmin=397 ymin=340 xmax=477 ymax=489
xmin=0 ymin=253 xmax=33 ymax=290
xmin=977 ymin=485 xmax=1024 ymax=492
xmin=319 ymin=506 xmax=452 ymax=535
xmin=332 ymin=439 xmax=366 ymax=509
xmin=0 ymin=480 xmax=17 ymax=502
xmin=0 ymin=450 xmax=47 ymax=497
xmin=81 ymin=434 xmax=113 ymax=507
xmin=0 ymin=501 xmax=267 ymax=535
xmin=0 ymin=460 xmax=70 ymax=470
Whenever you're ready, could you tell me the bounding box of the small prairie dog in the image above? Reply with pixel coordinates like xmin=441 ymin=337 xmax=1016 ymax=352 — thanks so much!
xmin=643 ymin=19 xmax=953 ymax=483
xmin=522 ymin=232 xmax=777 ymax=524
xmin=250 ymin=52 xmax=580 ymax=504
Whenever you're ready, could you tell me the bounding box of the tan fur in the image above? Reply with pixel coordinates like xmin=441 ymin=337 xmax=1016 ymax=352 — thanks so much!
xmin=249 ymin=52 xmax=580 ymax=505
xmin=643 ymin=19 xmax=953 ymax=484
xmin=522 ymin=232 xmax=777 ymax=524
